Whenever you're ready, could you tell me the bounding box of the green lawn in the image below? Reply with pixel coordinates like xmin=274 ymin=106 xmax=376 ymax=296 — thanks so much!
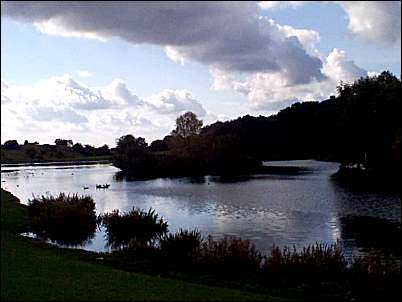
xmin=1 ymin=189 xmax=289 ymax=301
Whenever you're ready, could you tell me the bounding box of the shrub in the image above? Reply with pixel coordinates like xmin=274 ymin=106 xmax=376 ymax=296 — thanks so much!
xmin=196 ymin=235 xmax=263 ymax=275
xmin=28 ymin=193 xmax=97 ymax=245
xmin=263 ymin=242 xmax=347 ymax=286
xmin=100 ymin=207 xmax=168 ymax=249
xmin=160 ymin=229 xmax=202 ymax=268
xmin=348 ymin=250 xmax=401 ymax=301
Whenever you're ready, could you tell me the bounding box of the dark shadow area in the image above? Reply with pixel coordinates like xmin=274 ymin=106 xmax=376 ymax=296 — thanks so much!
xmin=340 ymin=215 xmax=401 ymax=257
xmin=331 ymin=167 xmax=401 ymax=195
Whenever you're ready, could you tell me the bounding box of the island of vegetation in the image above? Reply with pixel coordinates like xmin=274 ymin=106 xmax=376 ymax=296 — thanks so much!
xmin=113 ymin=71 xmax=401 ymax=190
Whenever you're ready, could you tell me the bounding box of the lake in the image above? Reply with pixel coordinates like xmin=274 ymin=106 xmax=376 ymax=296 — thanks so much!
xmin=1 ymin=160 xmax=400 ymax=260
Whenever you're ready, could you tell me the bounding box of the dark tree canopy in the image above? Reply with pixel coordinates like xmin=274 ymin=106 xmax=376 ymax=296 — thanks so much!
xmin=54 ymin=139 xmax=73 ymax=147
xmin=3 ymin=140 xmax=20 ymax=150
xmin=171 ymin=112 xmax=203 ymax=138
xmin=95 ymin=144 xmax=111 ymax=156
xmin=116 ymin=135 xmax=148 ymax=150
xmin=72 ymin=143 xmax=85 ymax=154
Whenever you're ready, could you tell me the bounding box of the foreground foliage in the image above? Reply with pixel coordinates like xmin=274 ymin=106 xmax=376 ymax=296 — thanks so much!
xmin=28 ymin=193 xmax=97 ymax=245
xmin=2 ymin=190 xmax=272 ymax=301
xmin=100 ymin=207 xmax=168 ymax=249
xmin=3 ymin=189 xmax=401 ymax=301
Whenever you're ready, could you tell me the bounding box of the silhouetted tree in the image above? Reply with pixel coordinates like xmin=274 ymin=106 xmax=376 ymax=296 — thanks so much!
xmin=55 ymin=139 xmax=73 ymax=147
xmin=72 ymin=143 xmax=85 ymax=154
xmin=113 ymin=135 xmax=152 ymax=174
xmin=171 ymin=112 xmax=203 ymax=138
xmin=95 ymin=144 xmax=111 ymax=156
xmin=3 ymin=140 xmax=20 ymax=150
xmin=26 ymin=147 xmax=37 ymax=160
xmin=83 ymin=145 xmax=95 ymax=156
xmin=149 ymin=139 xmax=169 ymax=152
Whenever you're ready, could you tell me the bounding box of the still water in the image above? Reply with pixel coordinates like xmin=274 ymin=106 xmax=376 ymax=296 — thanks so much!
xmin=1 ymin=160 xmax=400 ymax=259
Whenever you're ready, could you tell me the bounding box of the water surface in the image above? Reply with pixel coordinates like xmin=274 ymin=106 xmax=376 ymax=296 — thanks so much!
xmin=1 ymin=160 xmax=400 ymax=259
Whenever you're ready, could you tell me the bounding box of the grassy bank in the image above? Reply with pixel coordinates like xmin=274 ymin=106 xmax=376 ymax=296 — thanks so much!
xmin=0 ymin=189 xmax=287 ymax=301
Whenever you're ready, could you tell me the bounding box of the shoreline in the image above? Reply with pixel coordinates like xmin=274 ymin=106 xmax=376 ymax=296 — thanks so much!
xmin=1 ymin=159 xmax=112 ymax=169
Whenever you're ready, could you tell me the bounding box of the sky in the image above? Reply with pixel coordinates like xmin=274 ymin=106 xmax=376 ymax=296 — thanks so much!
xmin=1 ymin=1 xmax=401 ymax=147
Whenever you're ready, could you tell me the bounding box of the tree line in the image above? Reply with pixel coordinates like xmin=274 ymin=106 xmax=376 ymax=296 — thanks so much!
xmin=113 ymin=71 xmax=401 ymax=179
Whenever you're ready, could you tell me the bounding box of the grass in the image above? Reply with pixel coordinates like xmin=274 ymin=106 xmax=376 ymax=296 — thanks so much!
xmin=1 ymin=188 xmax=289 ymax=301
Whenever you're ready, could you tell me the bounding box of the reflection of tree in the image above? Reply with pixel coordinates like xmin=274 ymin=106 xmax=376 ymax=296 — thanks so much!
xmin=340 ymin=216 xmax=401 ymax=257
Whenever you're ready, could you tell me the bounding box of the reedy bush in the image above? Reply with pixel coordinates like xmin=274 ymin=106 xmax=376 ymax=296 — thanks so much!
xmin=263 ymin=242 xmax=347 ymax=286
xmin=100 ymin=207 xmax=168 ymax=249
xmin=348 ymin=250 xmax=401 ymax=301
xmin=195 ymin=235 xmax=263 ymax=275
xmin=28 ymin=193 xmax=97 ymax=245
xmin=160 ymin=228 xmax=202 ymax=268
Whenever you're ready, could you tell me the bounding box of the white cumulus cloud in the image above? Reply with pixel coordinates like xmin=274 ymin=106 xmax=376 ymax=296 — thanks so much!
xmin=145 ymin=89 xmax=207 ymax=117
xmin=211 ymin=48 xmax=368 ymax=111
xmin=336 ymin=1 xmax=401 ymax=47
xmin=1 ymin=75 xmax=209 ymax=146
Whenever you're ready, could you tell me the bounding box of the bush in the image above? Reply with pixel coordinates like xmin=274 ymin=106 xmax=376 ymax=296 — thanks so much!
xmin=195 ymin=235 xmax=263 ymax=275
xmin=263 ymin=242 xmax=347 ymax=286
xmin=100 ymin=207 xmax=168 ymax=249
xmin=160 ymin=229 xmax=202 ymax=268
xmin=348 ymin=251 xmax=401 ymax=301
xmin=28 ymin=193 xmax=97 ymax=245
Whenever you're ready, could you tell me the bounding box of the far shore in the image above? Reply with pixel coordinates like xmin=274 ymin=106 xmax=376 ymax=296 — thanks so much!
xmin=1 ymin=159 xmax=112 ymax=169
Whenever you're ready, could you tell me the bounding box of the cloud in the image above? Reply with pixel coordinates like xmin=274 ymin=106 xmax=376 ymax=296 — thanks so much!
xmin=212 ymin=48 xmax=368 ymax=111
xmin=1 ymin=75 xmax=209 ymax=146
xmin=145 ymin=89 xmax=207 ymax=117
xmin=1 ymin=80 xmax=12 ymax=104
xmin=77 ymin=70 xmax=93 ymax=78
xmin=322 ymin=48 xmax=367 ymax=83
xmin=261 ymin=1 xmax=401 ymax=47
xmin=336 ymin=1 xmax=401 ymax=47
xmin=27 ymin=105 xmax=88 ymax=123
xmin=5 ymin=74 xmax=143 ymax=111
xmin=259 ymin=1 xmax=306 ymax=10
xmin=2 ymin=1 xmax=326 ymax=86
xmin=266 ymin=19 xmax=320 ymax=57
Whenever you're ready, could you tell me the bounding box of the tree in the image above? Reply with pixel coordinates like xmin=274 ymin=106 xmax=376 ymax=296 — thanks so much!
xmin=83 ymin=145 xmax=95 ymax=156
xmin=113 ymin=135 xmax=152 ymax=173
xmin=24 ymin=140 xmax=29 ymax=145
xmin=116 ymin=135 xmax=148 ymax=150
xmin=171 ymin=112 xmax=203 ymax=138
xmin=3 ymin=140 xmax=20 ymax=150
xmin=149 ymin=139 xmax=168 ymax=152
xmin=95 ymin=144 xmax=111 ymax=156
xmin=26 ymin=147 xmax=37 ymax=160
xmin=55 ymin=139 xmax=73 ymax=147
xmin=72 ymin=143 xmax=85 ymax=154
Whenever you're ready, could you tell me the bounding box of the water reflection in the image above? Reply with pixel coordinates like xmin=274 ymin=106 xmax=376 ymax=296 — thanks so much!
xmin=340 ymin=216 xmax=401 ymax=256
